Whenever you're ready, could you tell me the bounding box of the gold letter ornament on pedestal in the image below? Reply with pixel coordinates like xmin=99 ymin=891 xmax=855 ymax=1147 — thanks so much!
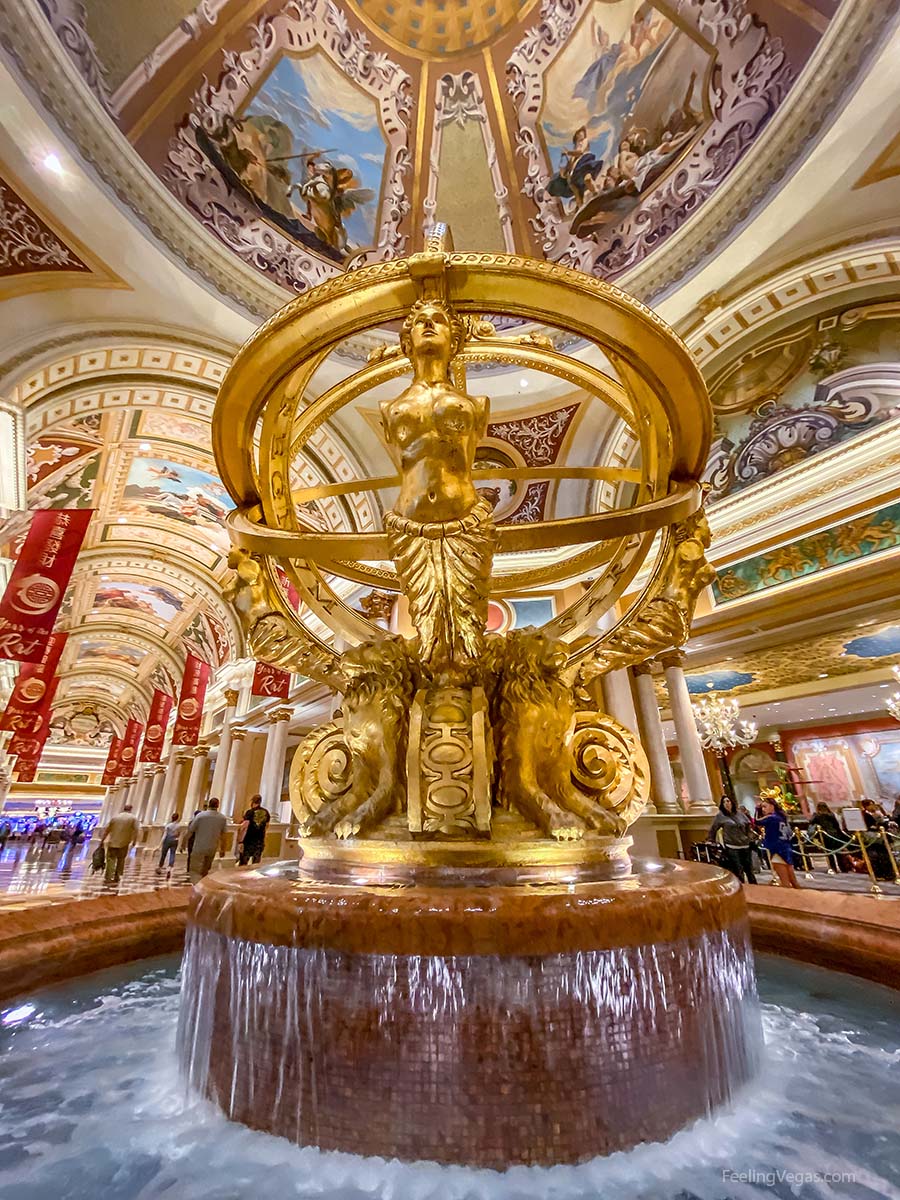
xmin=215 ymin=225 xmax=714 ymax=870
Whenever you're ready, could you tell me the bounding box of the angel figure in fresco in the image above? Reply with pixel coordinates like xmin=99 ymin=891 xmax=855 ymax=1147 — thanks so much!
xmin=293 ymin=154 xmax=374 ymax=254
xmin=546 ymin=127 xmax=606 ymax=209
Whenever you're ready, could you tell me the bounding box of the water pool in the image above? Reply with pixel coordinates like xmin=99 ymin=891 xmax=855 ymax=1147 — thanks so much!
xmin=0 ymin=953 xmax=897 ymax=1200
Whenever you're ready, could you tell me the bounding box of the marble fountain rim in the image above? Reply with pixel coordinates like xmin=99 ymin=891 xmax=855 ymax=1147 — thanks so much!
xmin=188 ymin=859 xmax=747 ymax=957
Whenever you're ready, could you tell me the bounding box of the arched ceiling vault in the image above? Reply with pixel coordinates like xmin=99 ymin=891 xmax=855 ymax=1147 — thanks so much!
xmin=2 ymin=333 xmax=389 ymax=733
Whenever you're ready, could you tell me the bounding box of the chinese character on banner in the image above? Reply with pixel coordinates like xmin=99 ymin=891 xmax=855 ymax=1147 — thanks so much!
xmin=141 ymin=689 xmax=174 ymax=762
xmin=0 ymin=510 xmax=92 ymax=663
xmin=251 ymin=660 xmax=290 ymax=699
xmin=117 ymin=718 xmax=144 ymax=778
xmin=0 ymin=633 xmax=67 ymax=731
xmin=172 ymin=653 xmax=211 ymax=745
xmin=101 ymin=735 xmax=123 ymax=787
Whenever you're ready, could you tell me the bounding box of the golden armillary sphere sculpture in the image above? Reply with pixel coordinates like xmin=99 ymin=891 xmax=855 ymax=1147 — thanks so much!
xmin=215 ymin=227 xmax=713 ymax=867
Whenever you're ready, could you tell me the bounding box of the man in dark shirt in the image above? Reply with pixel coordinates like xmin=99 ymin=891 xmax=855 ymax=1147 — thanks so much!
xmin=237 ymin=794 xmax=270 ymax=866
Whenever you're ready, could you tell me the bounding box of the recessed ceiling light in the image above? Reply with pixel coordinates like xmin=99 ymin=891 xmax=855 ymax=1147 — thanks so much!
xmin=818 ymin=673 xmax=828 ymax=678
xmin=42 ymin=152 xmax=63 ymax=175
xmin=138 ymin=441 xmax=151 ymax=452
xmin=116 ymin=517 xmax=127 ymax=525
xmin=519 ymin=378 xmax=529 ymax=388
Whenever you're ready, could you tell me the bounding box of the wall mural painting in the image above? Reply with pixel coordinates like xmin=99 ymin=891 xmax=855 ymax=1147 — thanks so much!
xmin=541 ymin=2 xmax=708 ymax=242
xmin=76 ymin=639 xmax=146 ymax=667
xmin=93 ymin=581 xmax=184 ymax=623
xmin=122 ymin=457 xmax=231 ymax=542
xmin=705 ymin=314 xmax=900 ymax=500
xmin=790 ymin=731 xmax=900 ymax=808
xmin=715 ymin=501 xmax=900 ymax=603
xmin=204 ymin=52 xmax=385 ymax=261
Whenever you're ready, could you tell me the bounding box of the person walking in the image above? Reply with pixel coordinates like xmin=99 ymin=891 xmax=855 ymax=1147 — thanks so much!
xmin=157 ymin=811 xmax=184 ymax=875
xmin=0 ymin=820 xmax=11 ymax=853
xmin=185 ymin=798 xmax=228 ymax=878
xmin=757 ymin=797 xmax=800 ymax=888
xmin=100 ymin=804 xmax=140 ymax=885
xmin=237 ymin=794 xmax=271 ymax=866
xmin=706 ymin=795 xmax=757 ymax=884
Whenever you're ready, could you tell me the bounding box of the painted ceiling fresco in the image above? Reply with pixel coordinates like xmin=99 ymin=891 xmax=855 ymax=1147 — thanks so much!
xmin=41 ymin=0 xmax=844 ymax=294
xmin=704 ymin=306 xmax=900 ymax=500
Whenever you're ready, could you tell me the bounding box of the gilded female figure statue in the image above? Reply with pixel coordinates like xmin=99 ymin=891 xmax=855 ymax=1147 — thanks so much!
xmin=380 ymin=299 xmax=496 ymax=674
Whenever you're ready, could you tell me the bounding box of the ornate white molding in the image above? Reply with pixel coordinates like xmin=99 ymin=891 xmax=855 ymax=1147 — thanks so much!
xmin=683 ymin=237 xmax=900 ymax=369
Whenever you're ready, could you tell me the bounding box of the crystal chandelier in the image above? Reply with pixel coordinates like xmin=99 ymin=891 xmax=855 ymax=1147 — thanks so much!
xmin=887 ymin=664 xmax=900 ymax=722
xmin=692 ymin=692 xmax=758 ymax=754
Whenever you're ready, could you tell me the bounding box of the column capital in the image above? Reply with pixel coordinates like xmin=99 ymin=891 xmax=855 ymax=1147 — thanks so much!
xmin=269 ymin=707 xmax=293 ymax=724
xmin=174 ymin=751 xmax=193 ymax=765
xmin=632 ymin=661 xmax=655 ymax=677
xmin=192 ymin=745 xmax=211 ymax=758
xmin=658 ymin=649 xmax=686 ymax=670
xmin=230 ymin=728 xmax=248 ymax=742
xmin=223 ymin=688 xmax=240 ymax=707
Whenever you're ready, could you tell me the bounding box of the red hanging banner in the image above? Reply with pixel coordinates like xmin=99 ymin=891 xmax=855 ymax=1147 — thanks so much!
xmin=117 ymin=718 xmax=144 ymax=778
xmin=0 ymin=510 xmax=92 ymax=663
xmin=0 ymin=632 xmax=68 ymax=732
xmin=141 ymin=689 xmax=174 ymax=762
xmin=0 ymin=674 xmax=60 ymax=736
xmin=101 ymin=735 xmax=124 ymax=787
xmin=15 ymin=759 xmax=39 ymax=783
xmin=251 ymin=660 xmax=291 ymax=699
xmin=7 ymin=703 xmax=53 ymax=760
xmin=172 ymin=653 xmax=210 ymax=745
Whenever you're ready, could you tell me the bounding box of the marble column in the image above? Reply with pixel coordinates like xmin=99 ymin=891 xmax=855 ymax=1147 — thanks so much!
xmin=119 ymin=777 xmax=138 ymax=813
xmin=632 ymin=663 xmax=680 ymax=814
xmin=160 ymin=751 xmax=193 ymax=820
xmin=184 ymin=746 xmax=211 ymax=816
xmin=260 ymin=708 xmax=292 ymax=820
xmin=659 ymin=650 xmax=715 ymax=814
xmin=222 ymin=730 xmax=253 ymax=820
xmin=144 ymin=765 xmax=167 ymax=825
xmin=132 ymin=769 xmax=154 ymax=823
xmin=98 ymin=785 xmax=117 ymax=826
xmin=601 ymin=668 xmax=639 ymax=735
xmin=209 ymin=688 xmax=239 ymax=803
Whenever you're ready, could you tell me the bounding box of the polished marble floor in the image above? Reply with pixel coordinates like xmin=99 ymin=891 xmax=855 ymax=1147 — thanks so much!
xmin=1 ymin=839 xmax=898 ymax=910
xmin=0 ymin=841 xmax=238 ymax=910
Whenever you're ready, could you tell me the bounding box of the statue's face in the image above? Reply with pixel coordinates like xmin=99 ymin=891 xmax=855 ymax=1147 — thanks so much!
xmin=408 ymin=303 xmax=453 ymax=363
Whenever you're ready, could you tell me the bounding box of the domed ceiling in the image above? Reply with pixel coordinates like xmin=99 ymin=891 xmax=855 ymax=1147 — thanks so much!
xmin=38 ymin=0 xmax=850 ymax=299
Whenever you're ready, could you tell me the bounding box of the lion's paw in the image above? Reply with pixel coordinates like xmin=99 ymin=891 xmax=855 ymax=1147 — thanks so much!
xmin=334 ymin=819 xmax=361 ymax=840
xmin=551 ymin=824 xmax=586 ymax=842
